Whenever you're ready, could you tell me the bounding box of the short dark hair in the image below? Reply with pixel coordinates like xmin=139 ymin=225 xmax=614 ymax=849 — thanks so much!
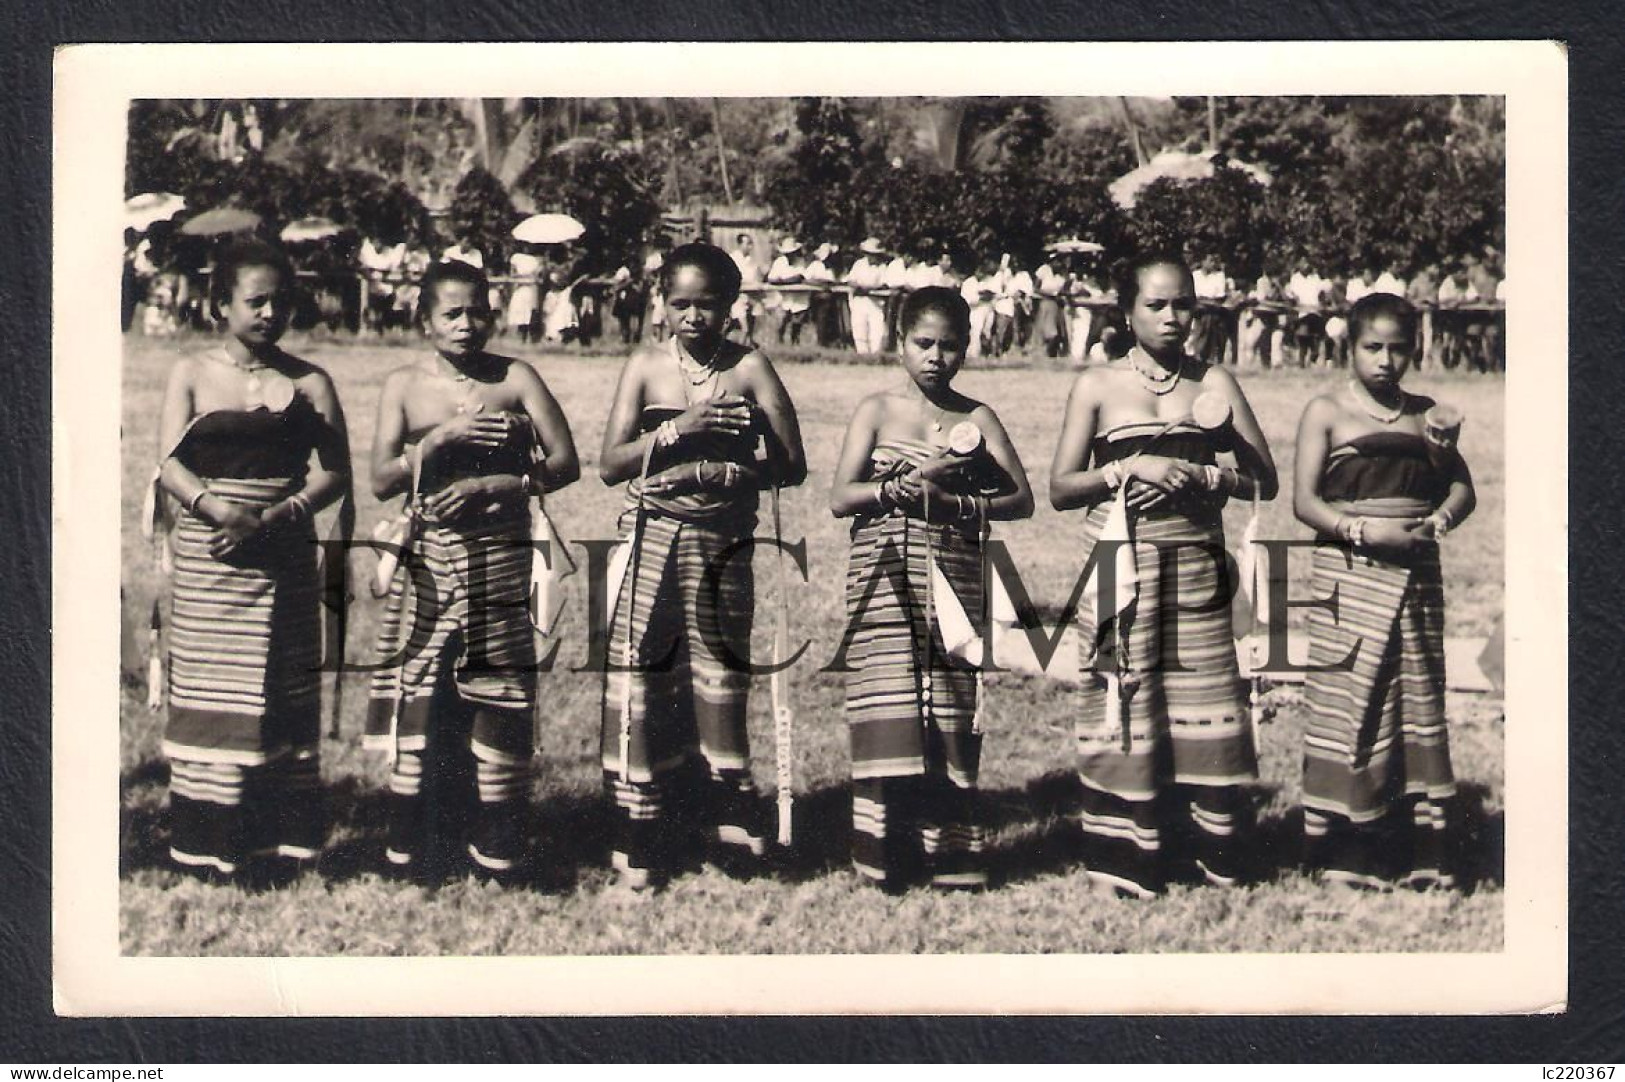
xmin=660 ymin=241 xmax=742 ymax=301
xmin=1113 ymin=250 xmax=1193 ymax=312
xmin=1347 ymin=291 xmax=1418 ymax=343
xmin=417 ymin=258 xmax=493 ymax=323
xmin=208 ymin=238 xmax=295 ymax=321
xmin=899 ymin=285 xmax=971 ymax=342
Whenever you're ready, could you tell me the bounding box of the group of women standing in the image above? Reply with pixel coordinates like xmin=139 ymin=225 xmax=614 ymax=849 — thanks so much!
xmin=145 ymin=236 xmax=1476 ymax=900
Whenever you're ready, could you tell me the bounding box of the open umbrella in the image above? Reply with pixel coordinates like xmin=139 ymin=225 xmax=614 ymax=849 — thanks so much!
xmin=125 ymin=192 xmax=187 ymax=233
xmin=281 ymin=216 xmax=344 ymax=244
xmin=1108 ymin=150 xmax=1271 ymax=210
xmin=1045 ymin=239 xmax=1105 ymax=255
xmin=513 ymin=213 xmax=585 ymax=245
xmin=180 ymin=206 xmax=264 ymax=237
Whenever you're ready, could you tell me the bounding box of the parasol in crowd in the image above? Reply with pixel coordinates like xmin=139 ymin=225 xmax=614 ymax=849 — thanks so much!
xmin=125 ymin=192 xmax=187 ymax=233
xmin=1045 ymin=238 xmax=1105 ymax=255
xmin=180 ymin=206 xmax=264 ymax=237
xmin=1108 ymin=150 xmax=1272 ymax=210
xmin=512 ymin=213 xmax=586 ymax=245
xmin=281 ymin=217 xmax=345 ymax=243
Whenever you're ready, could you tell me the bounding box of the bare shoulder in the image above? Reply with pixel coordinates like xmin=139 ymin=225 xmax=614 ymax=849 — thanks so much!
xmin=279 ymin=348 xmax=332 ymax=389
xmin=167 ymin=351 xmax=202 ymax=386
xmin=1068 ymin=362 xmax=1117 ymax=402
xmin=623 ymin=343 xmax=665 ymax=379
xmin=494 ymin=353 xmax=546 ymax=391
xmin=1298 ymin=391 xmax=1341 ymax=427
xmin=731 ymin=345 xmax=779 ymax=384
xmin=1195 ymin=359 xmax=1241 ymax=392
xmin=966 ymin=399 xmax=1006 ymax=431
xmin=381 ymin=362 xmax=422 ymax=394
xmin=850 ymin=390 xmax=891 ymax=425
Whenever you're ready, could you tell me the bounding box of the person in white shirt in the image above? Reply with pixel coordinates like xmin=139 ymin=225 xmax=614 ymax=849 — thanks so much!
xmin=1238 ymin=271 xmax=1286 ymax=368
xmin=1343 ymin=265 xmax=1381 ymax=305
xmin=1285 ymin=261 xmax=1331 ymax=366
xmin=1066 ymin=265 xmax=1105 ymax=363
xmin=506 ymin=249 xmax=542 ymax=343
xmin=1190 ymin=254 xmax=1235 ymax=365
xmin=1033 ymin=255 xmax=1068 ymax=357
xmin=728 ymin=232 xmax=763 ymax=346
xmin=440 ymin=237 xmax=484 ymax=269
xmin=1372 ymin=267 xmax=1406 ymax=296
xmin=992 ymin=254 xmax=1032 ymax=356
xmin=960 ymin=259 xmax=997 ymax=358
xmin=905 ymin=250 xmax=945 ymax=291
xmin=880 ymin=250 xmax=913 ymax=352
xmin=845 ymin=237 xmax=891 ymax=355
xmin=358 ymin=235 xmax=406 ymax=332
xmin=767 ymin=237 xmax=809 ymax=345
xmin=805 ymin=242 xmax=842 ymax=348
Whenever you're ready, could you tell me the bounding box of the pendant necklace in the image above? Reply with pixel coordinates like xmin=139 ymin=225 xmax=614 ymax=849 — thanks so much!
xmin=224 ymin=349 xmax=270 ymax=394
xmin=1346 ymin=379 xmax=1404 ymax=424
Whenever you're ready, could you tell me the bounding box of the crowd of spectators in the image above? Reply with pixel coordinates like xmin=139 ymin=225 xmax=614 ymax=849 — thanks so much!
xmin=123 ymin=224 xmax=1507 ymax=371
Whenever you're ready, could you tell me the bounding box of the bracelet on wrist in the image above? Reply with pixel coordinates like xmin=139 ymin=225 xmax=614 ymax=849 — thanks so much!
xmin=655 ymin=420 xmax=680 ymax=450
xmin=187 ymin=489 xmax=210 ymax=516
xmin=1202 ymin=465 xmax=1222 ymax=492
xmin=287 ymin=492 xmax=314 ymax=521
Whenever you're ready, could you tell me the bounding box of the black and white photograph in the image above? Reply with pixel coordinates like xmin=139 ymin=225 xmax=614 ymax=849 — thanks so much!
xmin=54 ymin=41 xmax=1566 ymax=1015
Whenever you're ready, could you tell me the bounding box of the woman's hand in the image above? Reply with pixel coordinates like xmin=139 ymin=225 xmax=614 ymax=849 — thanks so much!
xmin=916 ymin=450 xmax=975 ymax=488
xmin=643 ymin=459 xmax=760 ymax=497
xmin=674 ymin=394 xmax=754 ymax=440
xmin=422 ymin=477 xmax=514 ymax=523
xmin=426 ymin=413 xmax=514 ymax=457
xmin=258 ymin=498 xmax=306 ymax=535
xmin=1362 ymin=517 xmax=1433 ymax=558
xmin=1123 ymin=455 xmax=1201 ymax=510
xmin=208 ymin=503 xmax=264 ymax=558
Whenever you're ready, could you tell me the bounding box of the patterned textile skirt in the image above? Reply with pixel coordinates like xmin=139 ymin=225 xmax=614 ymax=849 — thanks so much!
xmin=843 ymin=512 xmax=986 ymax=889
xmin=164 ymin=476 xmax=323 ymax=872
xmin=1072 ymin=505 xmax=1252 ymax=896
xmin=1302 ymin=542 xmax=1455 ymax=887
xmin=599 ymin=512 xmax=761 ymax=886
xmin=365 ymin=513 xmax=537 ymax=767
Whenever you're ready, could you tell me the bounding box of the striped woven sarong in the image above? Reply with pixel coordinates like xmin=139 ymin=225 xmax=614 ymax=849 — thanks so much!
xmin=599 ymin=509 xmax=761 ymax=884
xmin=365 ymin=510 xmax=537 ymax=766
xmin=164 ymin=475 xmax=323 ymax=869
xmin=842 ymin=449 xmax=987 ymax=889
xmin=1071 ymin=504 xmax=1252 ymax=895
xmin=1302 ymin=540 xmax=1454 ymax=885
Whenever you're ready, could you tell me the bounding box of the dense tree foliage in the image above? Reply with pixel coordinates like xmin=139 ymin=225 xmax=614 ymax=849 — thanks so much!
xmin=517 ymin=140 xmax=663 ymax=274
xmin=446 ymin=167 xmax=519 ymax=267
xmin=126 ymin=95 xmax=1504 ymax=281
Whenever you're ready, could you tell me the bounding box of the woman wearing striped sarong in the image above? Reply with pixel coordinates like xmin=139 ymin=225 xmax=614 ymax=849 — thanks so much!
xmin=152 ymin=240 xmax=352 ymax=880
xmin=598 ymin=242 xmax=806 ymax=892
xmin=1049 ymin=253 xmax=1278 ymax=898
xmin=830 ymin=286 xmax=1034 ymax=892
xmin=1293 ymin=292 xmax=1476 ymax=890
xmin=365 ymin=259 xmax=580 ymax=879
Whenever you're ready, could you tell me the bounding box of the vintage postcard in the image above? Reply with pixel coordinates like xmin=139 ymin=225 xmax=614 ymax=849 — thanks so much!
xmin=53 ymin=40 xmax=1565 ymax=1015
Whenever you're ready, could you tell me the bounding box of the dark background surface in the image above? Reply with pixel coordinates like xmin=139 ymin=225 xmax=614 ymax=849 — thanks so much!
xmin=5 ymin=0 xmax=1620 ymax=1063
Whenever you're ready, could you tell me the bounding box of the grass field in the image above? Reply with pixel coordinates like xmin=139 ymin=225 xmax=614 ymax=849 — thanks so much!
xmin=118 ymin=331 xmax=1506 ymax=956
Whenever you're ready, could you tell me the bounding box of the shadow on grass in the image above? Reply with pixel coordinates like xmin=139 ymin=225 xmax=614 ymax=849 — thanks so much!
xmin=120 ymin=758 xmax=1504 ymax=895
